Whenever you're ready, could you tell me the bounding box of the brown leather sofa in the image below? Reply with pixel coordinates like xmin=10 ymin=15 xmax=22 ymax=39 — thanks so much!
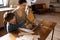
xmin=32 ymin=3 xmax=49 ymax=14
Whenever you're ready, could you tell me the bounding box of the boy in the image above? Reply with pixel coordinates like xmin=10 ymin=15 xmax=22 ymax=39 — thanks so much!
xmin=4 ymin=12 xmax=18 ymax=33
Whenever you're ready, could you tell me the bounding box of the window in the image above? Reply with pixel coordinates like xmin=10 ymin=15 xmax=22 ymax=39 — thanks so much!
xmin=0 ymin=0 xmax=8 ymax=7
xmin=0 ymin=0 xmax=4 ymax=6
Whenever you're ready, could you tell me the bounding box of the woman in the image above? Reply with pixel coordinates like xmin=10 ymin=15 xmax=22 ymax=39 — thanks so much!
xmin=13 ymin=0 xmax=33 ymax=29
xmin=3 ymin=0 xmax=35 ymax=32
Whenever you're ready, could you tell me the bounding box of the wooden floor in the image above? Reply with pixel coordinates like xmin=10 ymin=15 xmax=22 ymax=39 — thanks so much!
xmin=35 ymin=13 xmax=60 ymax=40
xmin=0 ymin=13 xmax=60 ymax=40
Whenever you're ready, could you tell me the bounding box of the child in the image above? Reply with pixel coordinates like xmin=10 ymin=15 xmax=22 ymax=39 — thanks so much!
xmin=4 ymin=12 xmax=18 ymax=33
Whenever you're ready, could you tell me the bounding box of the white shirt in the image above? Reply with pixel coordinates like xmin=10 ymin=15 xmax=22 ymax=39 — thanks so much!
xmin=0 ymin=34 xmax=11 ymax=40
xmin=6 ymin=22 xmax=9 ymax=33
xmin=16 ymin=35 xmax=40 ymax=40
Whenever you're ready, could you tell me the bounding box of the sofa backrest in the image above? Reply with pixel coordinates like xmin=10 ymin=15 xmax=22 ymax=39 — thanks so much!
xmin=32 ymin=3 xmax=47 ymax=11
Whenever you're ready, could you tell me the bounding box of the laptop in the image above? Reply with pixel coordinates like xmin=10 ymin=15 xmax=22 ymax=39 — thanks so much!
xmin=19 ymin=24 xmax=40 ymax=33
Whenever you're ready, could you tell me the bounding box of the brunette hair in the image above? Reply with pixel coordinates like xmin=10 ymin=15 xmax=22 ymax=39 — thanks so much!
xmin=4 ymin=12 xmax=15 ymax=22
xmin=18 ymin=0 xmax=26 ymax=4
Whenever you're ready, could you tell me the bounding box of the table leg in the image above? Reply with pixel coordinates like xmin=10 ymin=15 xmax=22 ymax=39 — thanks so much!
xmin=51 ymin=27 xmax=55 ymax=40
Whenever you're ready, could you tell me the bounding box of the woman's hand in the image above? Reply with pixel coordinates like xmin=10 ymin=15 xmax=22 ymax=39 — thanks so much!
xmin=26 ymin=24 xmax=32 ymax=29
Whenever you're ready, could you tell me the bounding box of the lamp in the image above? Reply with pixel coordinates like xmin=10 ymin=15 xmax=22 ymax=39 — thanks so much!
xmin=31 ymin=0 xmax=37 ymax=3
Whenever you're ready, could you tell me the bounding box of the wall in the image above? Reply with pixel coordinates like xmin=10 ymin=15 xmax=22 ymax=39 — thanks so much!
xmin=43 ymin=0 xmax=50 ymax=8
xmin=35 ymin=0 xmax=50 ymax=8
xmin=35 ymin=0 xmax=43 ymax=4
xmin=10 ymin=0 xmax=18 ymax=5
xmin=10 ymin=0 xmax=50 ymax=8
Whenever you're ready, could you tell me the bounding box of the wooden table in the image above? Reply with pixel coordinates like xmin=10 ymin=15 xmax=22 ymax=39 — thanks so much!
xmin=0 ymin=19 xmax=56 ymax=40
xmin=33 ymin=19 xmax=56 ymax=40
